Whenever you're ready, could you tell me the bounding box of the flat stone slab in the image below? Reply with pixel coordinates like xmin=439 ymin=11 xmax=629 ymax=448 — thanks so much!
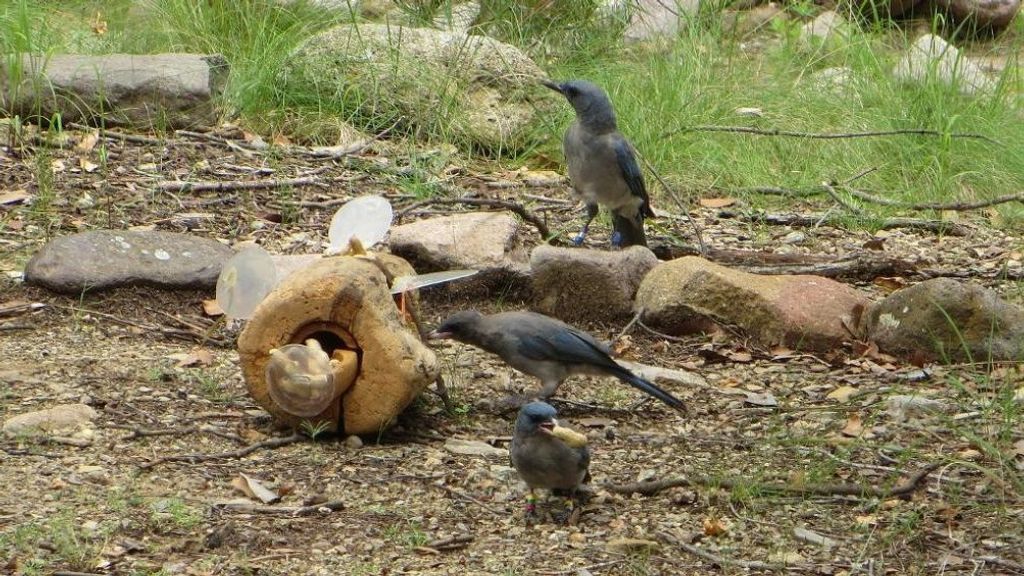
xmin=1 ymin=53 xmax=228 ymax=129
xmin=25 ymin=230 xmax=233 ymax=294
xmin=3 ymin=403 xmax=97 ymax=436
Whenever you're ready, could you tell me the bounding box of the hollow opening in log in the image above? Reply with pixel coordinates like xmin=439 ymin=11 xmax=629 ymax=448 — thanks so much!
xmin=290 ymin=322 xmax=360 ymax=365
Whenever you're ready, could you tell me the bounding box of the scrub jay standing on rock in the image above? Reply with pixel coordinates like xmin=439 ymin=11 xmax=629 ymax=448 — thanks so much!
xmin=542 ymin=79 xmax=655 ymax=248
xmin=511 ymin=401 xmax=590 ymax=521
xmin=428 ymin=310 xmax=686 ymax=411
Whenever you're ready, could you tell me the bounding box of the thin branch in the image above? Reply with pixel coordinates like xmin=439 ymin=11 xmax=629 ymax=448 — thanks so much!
xmin=156 ymin=175 xmax=347 ymax=193
xmin=614 ymin=308 xmax=644 ymax=345
xmin=669 ymin=125 xmax=1001 ymax=145
xmin=636 ymin=319 xmax=692 ymax=342
xmin=659 ymin=531 xmax=789 ymax=572
xmin=396 ymin=197 xmax=552 ymax=241
xmin=719 ymin=210 xmax=972 ymax=236
xmin=214 ymin=500 xmax=345 ymax=516
xmin=605 ymin=462 xmax=941 ymax=499
xmin=844 ymin=188 xmax=1024 ymax=211
xmin=139 ymin=433 xmax=305 ymax=470
xmin=638 ymin=154 xmax=707 ymax=254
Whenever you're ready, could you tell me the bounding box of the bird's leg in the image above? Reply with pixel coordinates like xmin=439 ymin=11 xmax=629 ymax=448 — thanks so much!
xmin=610 ymin=230 xmax=623 ymax=247
xmin=572 ymin=203 xmax=600 ymax=246
xmin=524 ymin=490 xmax=538 ymax=516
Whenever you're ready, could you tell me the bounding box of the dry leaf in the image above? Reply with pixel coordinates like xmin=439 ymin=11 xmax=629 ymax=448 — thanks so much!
xmin=862 ymin=238 xmax=885 ymax=251
xmin=202 ymin=299 xmax=224 ymax=317
xmin=702 ymin=516 xmax=728 ymax=537
xmin=726 ymin=350 xmax=753 ymax=363
xmin=698 ymin=197 xmax=737 ymax=208
xmin=873 ymin=277 xmax=908 ymax=293
xmin=826 ymin=385 xmax=858 ymax=403
xmin=854 ymin=514 xmax=878 ymax=527
xmin=79 ymin=158 xmax=99 ymax=173
xmin=91 ymin=12 xmax=107 ymax=35
xmin=231 ymin=473 xmax=280 ymax=504
xmin=51 ymin=159 xmax=67 ymax=173
xmin=612 ymin=335 xmax=633 ymax=356
xmin=0 ymin=189 xmax=30 ymax=206
xmin=173 ymin=349 xmax=215 ymax=368
xmin=76 ymin=131 xmax=99 ymax=152
xmin=841 ymin=413 xmax=864 ymax=437
xmin=272 ymin=133 xmax=292 ymax=146
xmin=745 ymin=392 xmax=778 ymax=407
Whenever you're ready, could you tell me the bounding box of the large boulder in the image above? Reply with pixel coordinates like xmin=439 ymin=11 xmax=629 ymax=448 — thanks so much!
xmin=0 ymin=54 xmax=227 ymax=129
xmin=635 ymin=257 xmax=869 ymax=351
xmin=935 ymin=0 xmax=1021 ymax=29
xmin=530 ymin=245 xmax=659 ymax=322
xmin=860 ymin=278 xmax=1024 ymax=362
xmin=282 ymin=23 xmax=551 ymax=151
xmin=893 ymin=34 xmax=997 ymax=96
xmin=25 ymin=230 xmax=234 ymax=294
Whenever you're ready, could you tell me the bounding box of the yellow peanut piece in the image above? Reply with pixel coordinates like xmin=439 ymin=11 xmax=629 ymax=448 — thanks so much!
xmin=550 ymin=425 xmax=588 ymax=448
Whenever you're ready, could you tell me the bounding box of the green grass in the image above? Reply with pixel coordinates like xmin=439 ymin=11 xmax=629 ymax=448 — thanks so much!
xmin=3 ymin=0 xmax=1023 ymax=226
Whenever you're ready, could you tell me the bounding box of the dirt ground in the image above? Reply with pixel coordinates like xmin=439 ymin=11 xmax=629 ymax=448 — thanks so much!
xmin=1 ymin=127 xmax=1023 ymax=575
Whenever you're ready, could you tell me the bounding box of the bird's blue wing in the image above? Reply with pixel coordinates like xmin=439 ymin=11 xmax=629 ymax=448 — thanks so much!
xmin=612 ymin=136 xmax=654 ymax=217
xmin=514 ymin=328 xmax=618 ymax=370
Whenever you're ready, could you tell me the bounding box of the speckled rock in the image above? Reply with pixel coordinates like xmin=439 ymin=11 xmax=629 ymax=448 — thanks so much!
xmin=24 ymin=230 xmax=233 ymax=294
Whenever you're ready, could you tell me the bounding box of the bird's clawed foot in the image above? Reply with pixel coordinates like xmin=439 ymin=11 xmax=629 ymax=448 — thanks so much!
xmin=571 ymin=227 xmax=589 ymax=246
xmin=610 ymin=230 xmax=623 ymax=248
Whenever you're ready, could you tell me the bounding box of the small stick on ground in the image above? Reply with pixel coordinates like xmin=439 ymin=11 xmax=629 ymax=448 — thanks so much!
xmin=613 ymin=308 xmax=644 ymax=345
xmin=396 ymin=196 xmax=553 ymax=241
xmin=605 ymin=462 xmax=941 ymax=499
xmin=419 ymin=534 xmax=475 ymax=552
xmin=658 ymin=531 xmax=788 ymax=572
xmin=139 ymin=433 xmax=305 ymax=470
xmin=215 ymin=500 xmax=345 ymax=516
xmin=156 ymin=175 xmax=347 ymax=193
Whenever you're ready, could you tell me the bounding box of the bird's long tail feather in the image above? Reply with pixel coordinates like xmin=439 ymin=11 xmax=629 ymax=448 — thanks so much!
xmin=609 ymin=365 xmax=685 ymax=411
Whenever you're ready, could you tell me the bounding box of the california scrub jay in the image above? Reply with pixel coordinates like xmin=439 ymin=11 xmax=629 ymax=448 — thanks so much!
xmin=542 ymin=79 xmax=655 ymax=248
xmin=510 ymin=402 xmax=590 ymax=519
xmin=428 ymin=310 xmax=685 ymax=411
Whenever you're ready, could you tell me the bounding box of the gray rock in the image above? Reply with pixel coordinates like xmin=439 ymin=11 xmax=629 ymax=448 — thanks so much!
xmin=388 ymin=212 xmax=529 ymax=296
xmin=530 ymin=245 xmax=658 ymax=322
xmin=893 ymin=34 xmax=997 ymax=96
xmin=25 ymin=230 xmax=233 ymax=294
xmin=3 ymin=403 xmax=97 ymax=436
xmin=635 ymin=256 xmax=870 ymax=351
xmin=0 ymin=54 xmax=228 ymax=129
xmin=860 ymin=278 xmax=1024 ymax=362
xmin=433 ymin=2 xmax=481 ymax=32
xmin=389 ymin=212 xmax=526 ymax=271
xmin=282 ymin=23 xmax=550 ymax=151
xmin=799 ymin=10 xmax=852 ymax=46
xmin=935 ymin=0 xmax=1021 ymax=30
xmin=622 ymin=0 xmax=700 ymax=42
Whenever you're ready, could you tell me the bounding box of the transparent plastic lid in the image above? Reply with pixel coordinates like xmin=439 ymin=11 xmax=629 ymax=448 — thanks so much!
xmin=328 ymin=195 xmax=393 ymax=253
xmin=216 ymin=245 xmax=277 ymax=320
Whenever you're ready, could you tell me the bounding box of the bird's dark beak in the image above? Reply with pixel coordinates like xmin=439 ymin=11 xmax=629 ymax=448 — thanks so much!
xmin=540 ymin=79 xmax=563 ymax=94
xmin=538 ymin=419 xmax=557 ymax=434
xmin=427 ymin=330 xmax=451 ymax=340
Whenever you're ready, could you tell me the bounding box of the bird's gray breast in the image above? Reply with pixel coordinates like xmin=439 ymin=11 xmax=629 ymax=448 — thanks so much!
xmin=564 ymin=126 xmax=644 ymax=213
xmin=511 ymin=435 xmax=588 ymax=490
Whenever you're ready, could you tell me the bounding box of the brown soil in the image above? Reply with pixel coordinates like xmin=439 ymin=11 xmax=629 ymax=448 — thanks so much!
xmin=1 ymin=127 xmax=1022 ymax=575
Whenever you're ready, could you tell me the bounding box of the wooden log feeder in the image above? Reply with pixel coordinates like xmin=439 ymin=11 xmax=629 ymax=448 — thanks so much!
xmin=237 ymin=254 xmax=439 ymax=435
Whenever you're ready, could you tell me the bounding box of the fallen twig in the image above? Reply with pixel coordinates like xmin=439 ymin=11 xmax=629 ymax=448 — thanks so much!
xmin=156 ymin=175 xmax=348 ymax=193
xmin=214 ymin=500 xmax=345 ymax=516
xmin=139 ymin=433 xmax=305 ymax=469
xmin=651 ymin=244 xmax=914 ymax=280
xmin=669 ymin=125 xmax=1000 ymax=145
xmin=614 ymin=308 xmax=644 ymax=345
xmin=396 ymin=196 xmax=553 ymax=241
xmin=605 ymin=462 xmax=941 ymax=499
xmin=844 ymin=188 xmax=1024 ymax=211
xmin=719 ymin=210 xmax=971 ymax=236
xmin=418 ymin=534 xmax=475 ymax=553
xmin=658 ymin=531 xmax=789 ymax=572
